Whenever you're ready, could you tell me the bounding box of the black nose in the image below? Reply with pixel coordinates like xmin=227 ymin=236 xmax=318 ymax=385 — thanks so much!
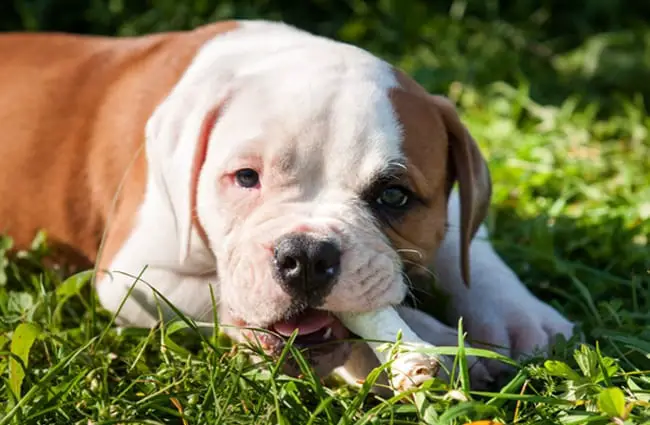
xmin=273 ymin=233 xmax=341 ymax=304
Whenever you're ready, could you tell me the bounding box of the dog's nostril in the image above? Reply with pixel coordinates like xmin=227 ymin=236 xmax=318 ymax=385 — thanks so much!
xmin=279 ymin=256 xmax=300 ymax=273
xmin=308 ymin=240 xmax=340 ymax=280
xmin=313 ymin=253 xmax=340 ymax=278
xmin=314 ymin=261 xmax=332 ymax=276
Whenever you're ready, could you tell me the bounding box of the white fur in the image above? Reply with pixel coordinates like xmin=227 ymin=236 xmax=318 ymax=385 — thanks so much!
xmin=97 ymin=20 xmax=574 ymax=389
xmin=433 ymin=191 xmax=574 ymax=369
xmin=99 ymin=20 xmax=408 ymax=327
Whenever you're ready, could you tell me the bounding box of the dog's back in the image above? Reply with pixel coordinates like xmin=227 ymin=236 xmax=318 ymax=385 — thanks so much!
xmin=0 ymin=23 xmax=236 ymax=264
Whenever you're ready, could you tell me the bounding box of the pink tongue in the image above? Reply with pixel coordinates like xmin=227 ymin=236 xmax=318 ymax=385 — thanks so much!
xmin=272 ymin=309 xmax=335 ymax=337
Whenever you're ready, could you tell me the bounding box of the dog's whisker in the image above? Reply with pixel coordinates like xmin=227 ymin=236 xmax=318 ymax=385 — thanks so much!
xmin=400 ymin=270 xmax=436 ymax=299
xmin=402 ymin=260 xmax=438 ymax=281
xmin=401 ymin=271 xmax=416 ymax=292
xmin=399 ymin=272 xmax=422 ymax=306
xmin=396 ymin=248 xmax=424 ymax=261
xmin=386 ymin=160 xmax=408 ymax=172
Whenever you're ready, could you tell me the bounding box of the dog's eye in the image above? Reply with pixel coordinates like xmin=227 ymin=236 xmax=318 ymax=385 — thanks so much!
xmin=235 ymin=168 xmax=260 ymax=188
xmin=376 ymin=186 xmax=410 ymax=208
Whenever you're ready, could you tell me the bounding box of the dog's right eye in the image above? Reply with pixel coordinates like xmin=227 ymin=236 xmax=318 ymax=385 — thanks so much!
xmin=235 ymin=168 xmax=260 ymax=188
xmin=376 ymin=186 xmax=410 ymax=209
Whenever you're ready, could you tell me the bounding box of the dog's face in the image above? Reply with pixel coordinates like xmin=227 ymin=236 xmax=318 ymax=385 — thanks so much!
xmin=146 ymin=31 xmax=490 ymax=376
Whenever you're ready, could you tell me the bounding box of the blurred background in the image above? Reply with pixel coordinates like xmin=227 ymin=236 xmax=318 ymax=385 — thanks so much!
xmin=1 ymin=0 xmax=650 ymax=109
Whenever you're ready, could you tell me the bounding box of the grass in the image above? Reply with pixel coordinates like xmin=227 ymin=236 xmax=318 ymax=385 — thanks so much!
xmin=1 ymin=11 xmax=650 ymax=425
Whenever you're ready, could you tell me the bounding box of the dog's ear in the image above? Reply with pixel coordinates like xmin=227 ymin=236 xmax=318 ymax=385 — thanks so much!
xmin=431 ymin=95 xmax=492 ymax=287
xmin=145 ymin=88 xmax=230 ymax=263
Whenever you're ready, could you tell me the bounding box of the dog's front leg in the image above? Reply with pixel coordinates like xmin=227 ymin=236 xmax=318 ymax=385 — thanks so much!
xmin=433 ymin=191 xmax=575 ymax=378
xmin=95 ymin=219 xmax=219 ymax=328
xmin=97 ymin=265 xmax=219 ymax=328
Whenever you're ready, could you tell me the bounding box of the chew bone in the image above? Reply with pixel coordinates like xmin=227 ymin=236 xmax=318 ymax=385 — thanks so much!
xmin=337 ymin=306 xmax=440 ymax=392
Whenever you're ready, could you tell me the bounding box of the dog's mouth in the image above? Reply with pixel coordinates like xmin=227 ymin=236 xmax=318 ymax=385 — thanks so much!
xmin=270 ymin=308 xmax=349 ymax=347
xmin=245 ymin=308 xmax=349 ymax=350
xmin=240 ymin=308 xmax=352 ymax=376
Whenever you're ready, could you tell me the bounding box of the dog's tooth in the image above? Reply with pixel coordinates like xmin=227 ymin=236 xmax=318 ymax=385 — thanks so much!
xmin=323 ymin=327 xmax=332 ymax=339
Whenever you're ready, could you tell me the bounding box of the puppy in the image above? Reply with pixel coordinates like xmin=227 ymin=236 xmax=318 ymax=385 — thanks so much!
xmin=0 ymin=20 xmax=573 ymax=388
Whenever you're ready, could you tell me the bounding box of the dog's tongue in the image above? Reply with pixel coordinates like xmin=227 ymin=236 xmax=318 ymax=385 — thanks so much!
xmin=272 ymin=309 xmax=335 ymax=336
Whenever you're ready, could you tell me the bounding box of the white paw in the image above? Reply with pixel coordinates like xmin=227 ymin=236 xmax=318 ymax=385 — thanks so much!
xmin=454 ymin=289 xmax=575 ymax=377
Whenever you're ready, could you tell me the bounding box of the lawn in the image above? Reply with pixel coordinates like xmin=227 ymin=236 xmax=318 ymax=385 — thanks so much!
xmin=1 ymin=2 xmax=650 ymax=424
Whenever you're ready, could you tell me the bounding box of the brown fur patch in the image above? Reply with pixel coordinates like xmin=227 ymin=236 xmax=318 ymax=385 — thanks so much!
xmin=385 ymin=70 xmax=451 ymax=270
xmin=388 ymin=69 xmax=491 ymax=285
xmin=0 ymin=22 xmax=239 ymax=271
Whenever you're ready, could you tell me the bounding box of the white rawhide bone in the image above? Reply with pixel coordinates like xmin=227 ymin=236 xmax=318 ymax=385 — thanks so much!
xmin=337 ymin=307 xmax=439 ymax=392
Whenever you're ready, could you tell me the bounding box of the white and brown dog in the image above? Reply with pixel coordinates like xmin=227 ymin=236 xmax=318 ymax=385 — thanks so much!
xmin=0 ymin=20 xmax=573 ymax=388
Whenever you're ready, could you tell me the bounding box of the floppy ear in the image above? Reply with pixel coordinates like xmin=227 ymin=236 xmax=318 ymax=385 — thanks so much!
xmin=431 ymin=95 xmax=492 ymax=287
xmin=145 ymin=89 xmax=230 ymax=263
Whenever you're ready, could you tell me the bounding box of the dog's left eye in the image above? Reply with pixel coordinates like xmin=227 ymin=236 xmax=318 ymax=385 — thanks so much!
xmin=235 ymin=168 xmax=260 ymax=188
xmin=376 ymin=186 xmax=410 ymax=209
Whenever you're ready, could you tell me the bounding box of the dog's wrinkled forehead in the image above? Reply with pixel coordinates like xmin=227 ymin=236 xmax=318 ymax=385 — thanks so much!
xmin=201 ymin=33 xmax=404 ymax=186
xmin=219 ymin=84 xmax=401 ymax=182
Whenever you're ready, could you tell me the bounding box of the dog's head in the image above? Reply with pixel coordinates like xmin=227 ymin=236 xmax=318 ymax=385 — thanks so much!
xmin=145 ymin=23 xmax=491 ymax=376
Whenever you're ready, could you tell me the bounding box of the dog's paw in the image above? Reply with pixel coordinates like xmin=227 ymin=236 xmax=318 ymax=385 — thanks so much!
xmin=453 ymin=288 xmax=575 ymax=380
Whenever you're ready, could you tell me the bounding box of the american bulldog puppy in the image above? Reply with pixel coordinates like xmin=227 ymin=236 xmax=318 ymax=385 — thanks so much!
xmin=0 ymin=20 xmax=573 ymax=389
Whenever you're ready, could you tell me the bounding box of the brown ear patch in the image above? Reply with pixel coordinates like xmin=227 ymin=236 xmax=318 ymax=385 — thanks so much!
xmin=431 ymin=95 xmax=492 ymax=286
xmin=384 ymin=73 xmax=452 ymax=269
xmin=389 ymin=70 xmax=492 ymax=287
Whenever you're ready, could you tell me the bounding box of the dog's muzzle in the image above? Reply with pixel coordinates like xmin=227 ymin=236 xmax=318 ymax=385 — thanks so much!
xmin=236 ymin=232 xmax=351 ymax=376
